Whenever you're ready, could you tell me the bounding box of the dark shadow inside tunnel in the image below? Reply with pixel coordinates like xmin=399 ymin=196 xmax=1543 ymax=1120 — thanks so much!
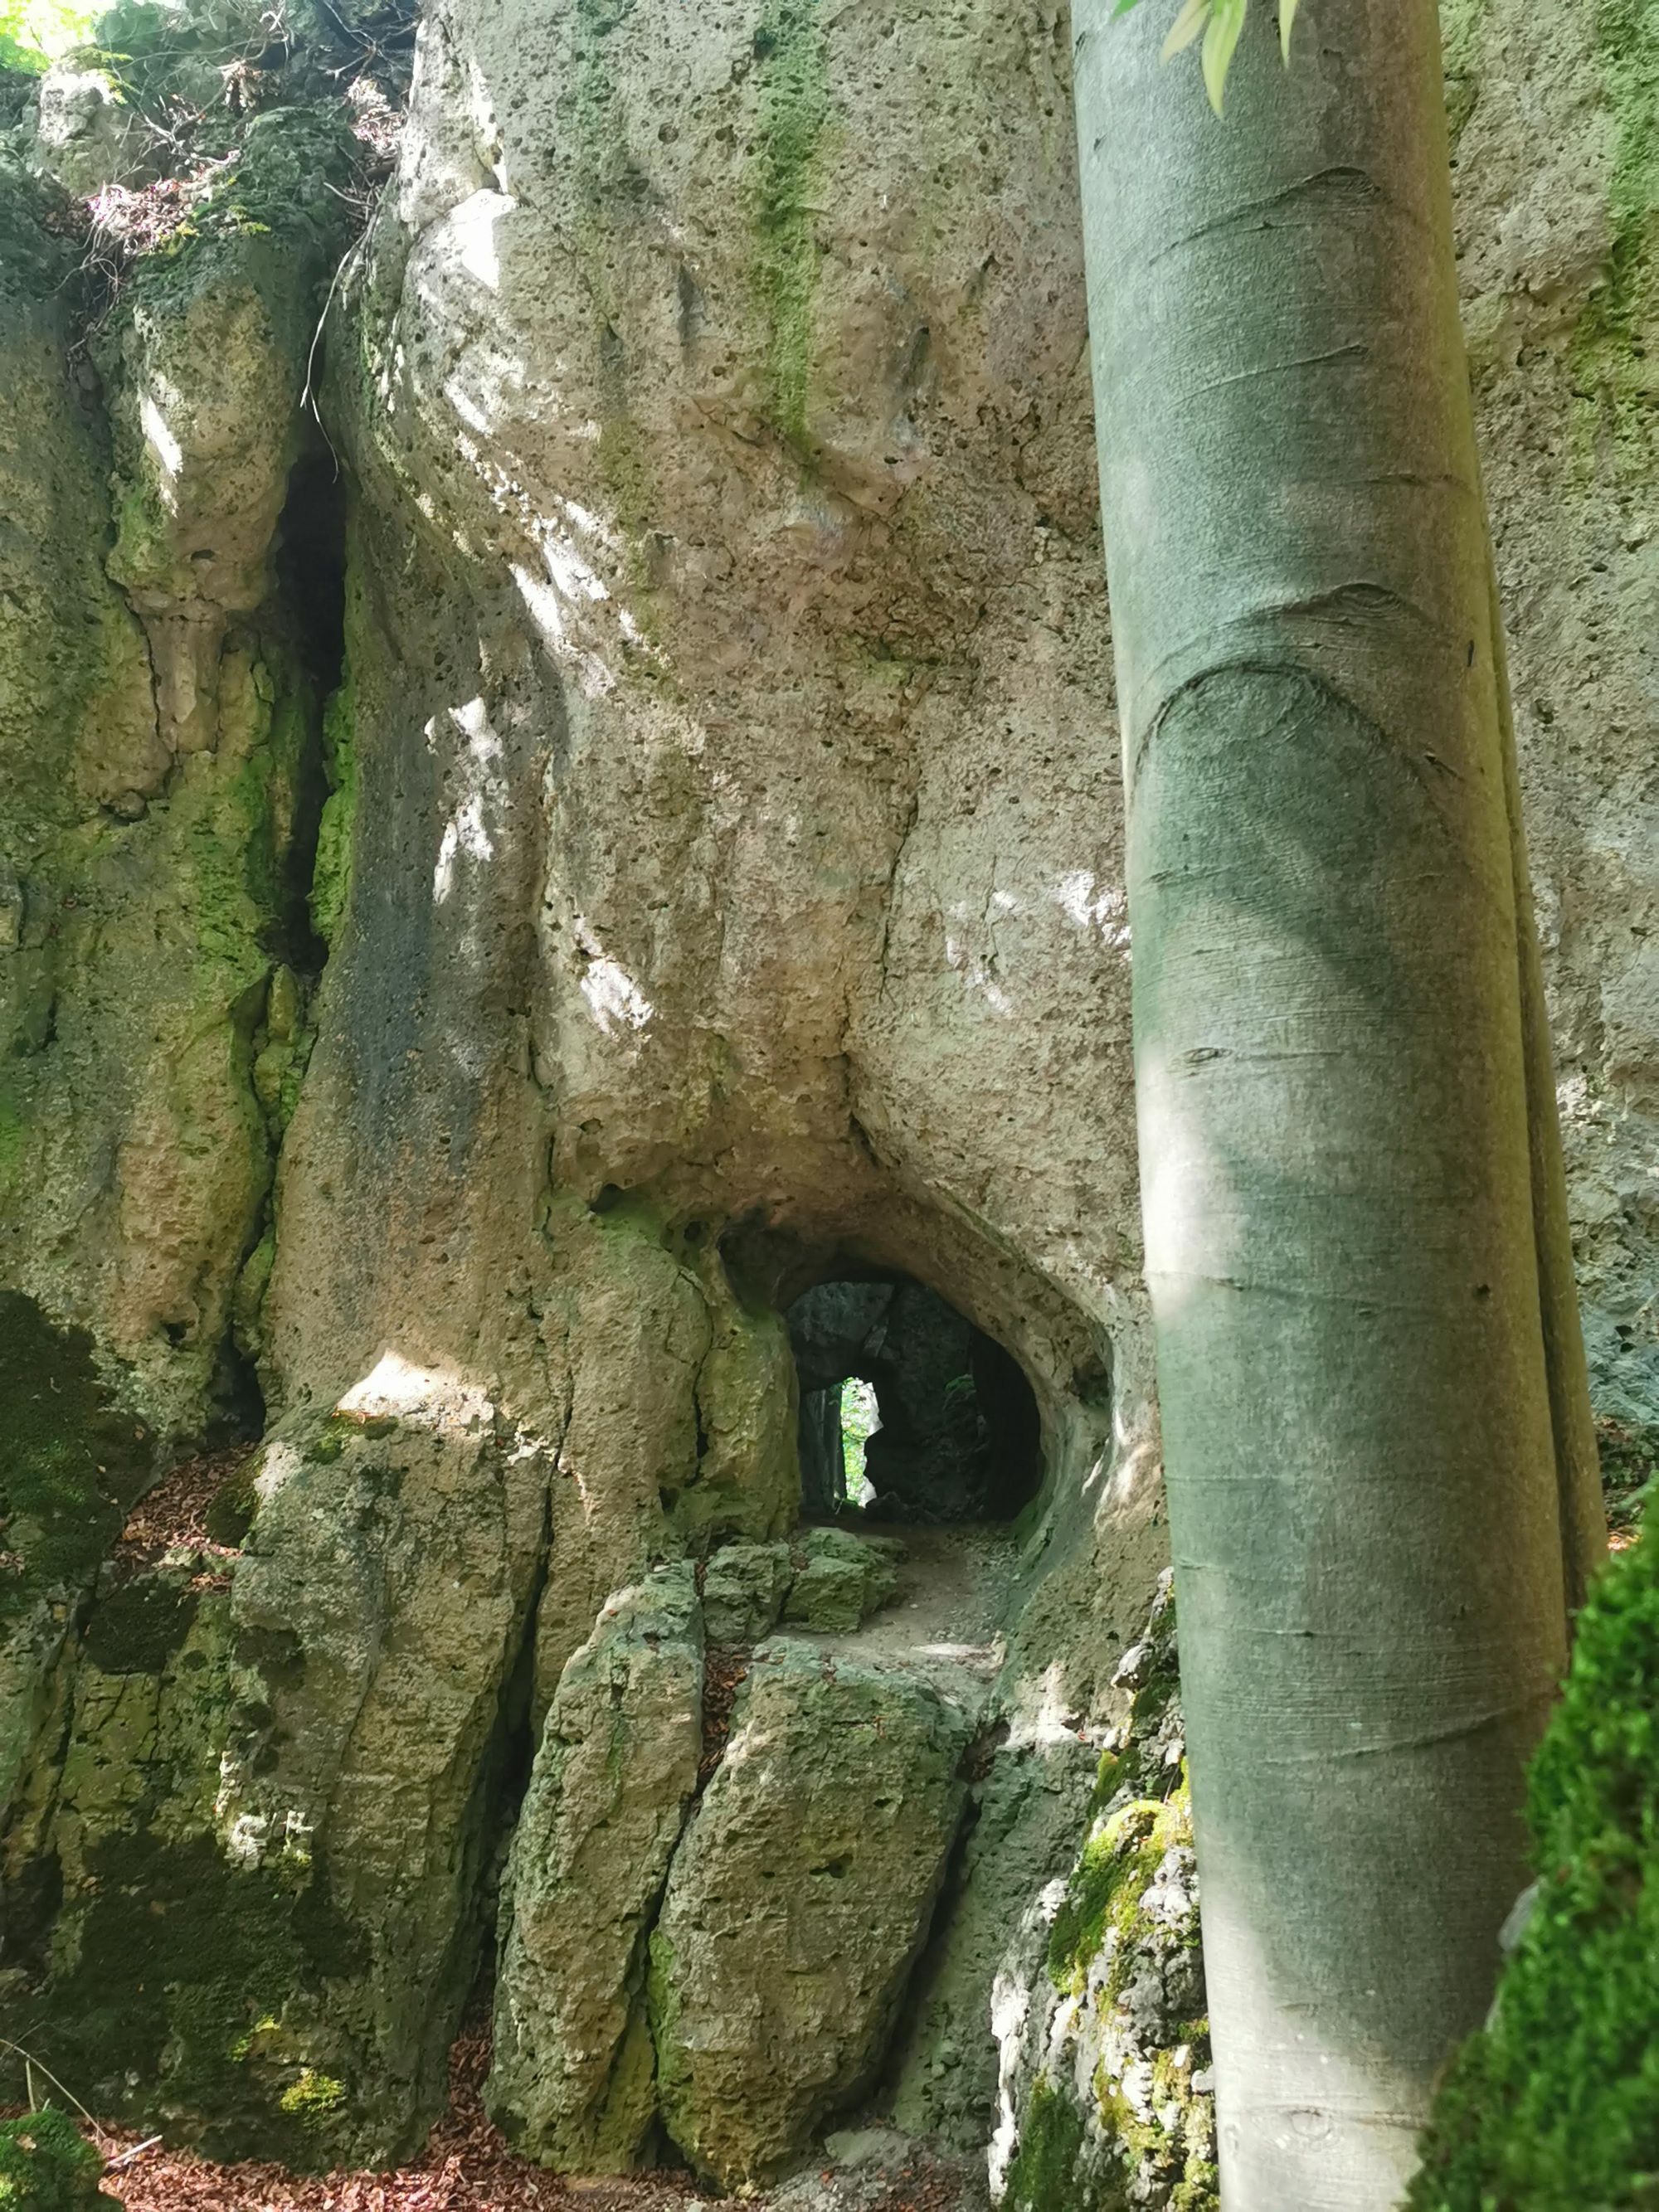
xmin=786 ymin=1276 xmax=1042 ymax=1524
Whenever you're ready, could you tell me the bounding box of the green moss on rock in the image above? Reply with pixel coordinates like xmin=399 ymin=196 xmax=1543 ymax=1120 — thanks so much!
xmin=31 ymin=1821 xmax=367 ymax=2168
xmin=204 ymin=1459 xmax=259 ymax=1549
xmin=1005 ymin=2078 xmax=1098 ymax=2212
xmin=0 ymin=1291 xmax=149 ymax=1601
xmin=81 ymin=1573 xmax=200 ymax=1675
xmin=1047 ymin=1785 xmax=1192 ymax=1998
xmin=309 ymin=672 xmax=358 ymax=946
xmin=1007 ymin=1577 xmax=1215 ymax=2212
xmin=751 ymin=0 xmax=830 ymax=450
xmin=278 ymin=2068 xmax=346 ymax=2122
xmin=1440 ymin=0 xmax=1491 ymax=144
xmin=1408 ymin=1505 xmax=1659 ymax=2210
xmin=0 ymin=2107 xmax=106 ymax=2210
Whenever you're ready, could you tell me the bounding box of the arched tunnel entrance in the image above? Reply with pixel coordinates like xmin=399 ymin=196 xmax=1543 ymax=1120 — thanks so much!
xmin=786 ymin=1276 xmax=1043 ymax=1524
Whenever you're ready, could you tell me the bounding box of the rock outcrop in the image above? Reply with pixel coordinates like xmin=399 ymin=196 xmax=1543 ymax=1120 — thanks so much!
xmin=489 ymin=1565 xmax=704 ymax=2170
xmin=781 ymin=1528 xmax=904 ymax=1633
xmin=994 ymin=1574 xmax=1214 ymax=2212
xmin=650 ymin=1640 xmax=976 ymax=2189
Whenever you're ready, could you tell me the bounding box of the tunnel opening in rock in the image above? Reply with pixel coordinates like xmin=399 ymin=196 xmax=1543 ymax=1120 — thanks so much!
xmin=786 ymin=1277 xmax=1042 ymax=1525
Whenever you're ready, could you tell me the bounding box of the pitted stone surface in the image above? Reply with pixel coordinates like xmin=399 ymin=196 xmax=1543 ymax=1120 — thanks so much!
xmin=649 ymin=1638 xmax=975 ymax=2188
xmin=489 ymin=1565 xmax=704 ymax=2171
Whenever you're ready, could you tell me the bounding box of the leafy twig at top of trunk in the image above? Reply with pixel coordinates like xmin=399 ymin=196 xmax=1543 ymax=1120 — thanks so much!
xmin=1112 ymin=0 xmax=1302 ymax=114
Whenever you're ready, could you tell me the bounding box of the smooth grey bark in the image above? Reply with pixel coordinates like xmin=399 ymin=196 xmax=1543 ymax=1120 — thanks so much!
xmin=1071 ymin=2 xmax=1598 ymax=2204
xmin=1486 ymin=558 xmax=1607 ymax=1615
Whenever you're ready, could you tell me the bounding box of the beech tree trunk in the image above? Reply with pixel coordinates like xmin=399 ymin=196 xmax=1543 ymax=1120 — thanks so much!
xmin=1070 ymin=2 xmax=1604 ymax=2203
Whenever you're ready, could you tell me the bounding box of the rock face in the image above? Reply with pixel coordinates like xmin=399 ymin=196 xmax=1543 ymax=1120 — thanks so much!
xmin=650 ymin=1641 xmax=976 ymax=2189
xmin=1452 ymin=0 xmax=1659 ymax=1479
xmin=0 ymin=0 xmax=1654 ymax=2196
xmin=700 ymin=1539 xmax=795 ymax=1646
xmin=994 ymin=1575 xmax=1214 ymax=2212
xmin=489 ymin=1566 xmax=704 ymax=2170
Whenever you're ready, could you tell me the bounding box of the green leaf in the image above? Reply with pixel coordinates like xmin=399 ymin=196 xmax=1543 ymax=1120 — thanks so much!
xmin=1112 ymin=0 xmax=1146 ymax=14
xmin=1280 ymin=0 xmax=1300 ymax=61
xmin=1202 ymin=0 xmax=1247 ymax=111
xmin=1161 ymin=0 xmax=1210 ymax=62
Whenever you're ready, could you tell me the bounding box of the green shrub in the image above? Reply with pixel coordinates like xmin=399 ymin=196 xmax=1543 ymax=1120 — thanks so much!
xmin=1408 ymin=1500 xmax=1659 ymax=2210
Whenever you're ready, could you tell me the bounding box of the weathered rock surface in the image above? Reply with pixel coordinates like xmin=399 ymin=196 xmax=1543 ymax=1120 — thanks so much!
xmin=1453 ymin=0 xmax=1659 ymax=1469
xmin=489 ymin=1565 xmax=704 ymax=2170
xmin=649 ymin=1640 xmax=976 ymax=2188
xmin=701 ymin=1539 xmax=795 ymax=1646
xmin=781 ymin=1528 xmax=903 ymax=1634
xmin=994 ymin=1576 xmax=1214 ymax=2212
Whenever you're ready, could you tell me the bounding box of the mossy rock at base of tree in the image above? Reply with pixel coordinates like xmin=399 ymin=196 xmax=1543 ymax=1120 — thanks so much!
xmin=0 ymin=2107 xmax=112 ymax=2210
xmin=1408 ymin=1497 xmax=1659 ymax=2210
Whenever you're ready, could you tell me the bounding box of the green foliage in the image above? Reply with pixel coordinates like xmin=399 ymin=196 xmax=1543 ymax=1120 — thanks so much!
xmin=0 ymin=2 xmax=99 ymax=75
xmin=839 ymin=1377 xmax=879 ymax=1495
xmin=0 ymin=2107 xmax=104 ymax=2210
xmin=1114 ymin=0 xmax=1301 ymax=112
xmin=1408 ymin=1506 xmax=1659 ymax=2210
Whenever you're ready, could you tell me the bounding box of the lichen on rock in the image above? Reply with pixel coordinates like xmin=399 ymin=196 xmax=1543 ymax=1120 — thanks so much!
xmin=995 ymin=1574 xmax=1216 ymax=2212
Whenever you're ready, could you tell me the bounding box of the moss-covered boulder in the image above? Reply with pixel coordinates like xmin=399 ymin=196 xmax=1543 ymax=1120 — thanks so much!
xmin=781 ymin=1526 xmax=903 ymax=1633
xmin=5 ymin=1569 xmax=372 ymax=2170
xmin=701 ymin=1538 xmax=794 ymax=1646
xmin=1408 ymin=1506 xmax=1659 ymax=2211
xmin=0 ymin=2107 xmax=109 ymax=2210
xmin=0 ymin=1295 xmax=152 ymax=1834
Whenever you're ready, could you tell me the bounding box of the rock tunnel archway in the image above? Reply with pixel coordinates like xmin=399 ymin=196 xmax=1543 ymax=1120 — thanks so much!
xmin=786 ymin=1276 xmax=1044 ymax=1525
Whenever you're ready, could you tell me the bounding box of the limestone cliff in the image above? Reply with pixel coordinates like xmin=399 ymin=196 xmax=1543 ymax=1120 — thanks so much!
xmin=0 ymin=0 xmax=1652 ymax=2200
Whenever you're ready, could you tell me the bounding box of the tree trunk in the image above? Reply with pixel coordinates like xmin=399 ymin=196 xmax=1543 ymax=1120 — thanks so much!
xmin=1070 ymin=2 xmax=1601 ymax=2202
